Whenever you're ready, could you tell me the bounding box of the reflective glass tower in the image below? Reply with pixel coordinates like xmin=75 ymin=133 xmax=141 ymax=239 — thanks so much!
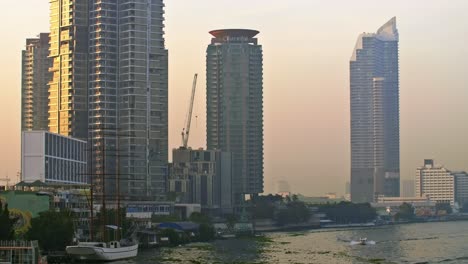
xmin=206 ymin=29 xmax=264 ymax=200
xmin=21 ymin=33 xmax=52 ymax=131
xmin=350 ymin=17 xmax=400 ymax=202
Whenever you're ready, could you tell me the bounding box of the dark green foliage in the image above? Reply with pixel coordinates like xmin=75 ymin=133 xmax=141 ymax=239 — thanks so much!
xmin=0 ymin=202 xmax=16 ymax=240
xmin=395 ymin=203 xmax=415 ymax=220
xmin=26 ymin=211 xmax=74 ymax=252
xmin=189 ymin=212 xmax=211 ymax=224
xmin=198 ymin=223 xmax=215 ymax=242
xmin=319 ymin=202 xmax=376 ymax=224
xmin=435 ymin=203 xmax=452 ymax=214
xmin=275 ymin=200 xmax=311 ymax=226
xmin=225 ymin=214 xmax=238 ymax=230
xmin=251 ymin=194 xmax=283 ymax=219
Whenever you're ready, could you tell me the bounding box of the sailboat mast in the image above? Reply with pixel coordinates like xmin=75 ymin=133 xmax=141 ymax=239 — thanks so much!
xmin=116 ymin=129 xmax=121 ymax=241
xmin=101 ymin=133 xmax=107 ymax=242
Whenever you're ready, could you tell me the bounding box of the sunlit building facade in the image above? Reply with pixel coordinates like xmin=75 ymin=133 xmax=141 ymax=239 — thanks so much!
xmin=21 ymin=33 xmax=52 ymax=131
xmin=206 ymin=29 xmax=264 ymax=200
xmin=48 ymin=0 xmax=89 ymax=139
xmin=350 ymin=17 xmax=400 ymax=202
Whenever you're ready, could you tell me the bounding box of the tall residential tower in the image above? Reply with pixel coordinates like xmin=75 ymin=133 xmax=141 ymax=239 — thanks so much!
xmin=88 ymin=0 xmax=168 ymax=201
xmin=350 ymin=18 xmax=400 ymax=202
xmin=21 ymin=33 xmax=52 ymax=131
xmin=206 ymin=29 xmax=264 ymax=201
xmin=48 ymin=0 xmax=89 ymax=139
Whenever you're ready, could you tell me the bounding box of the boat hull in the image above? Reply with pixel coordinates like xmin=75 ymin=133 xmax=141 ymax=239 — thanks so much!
xmin=66 ymin=244 xmax=138 ymax=261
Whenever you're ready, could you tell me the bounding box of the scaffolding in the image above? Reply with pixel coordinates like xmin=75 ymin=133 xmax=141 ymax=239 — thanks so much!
xmin=0 ymin=241 xmax=40 ymax=264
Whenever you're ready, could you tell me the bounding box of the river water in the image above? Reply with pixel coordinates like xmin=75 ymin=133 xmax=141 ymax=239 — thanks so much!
xmin=115 ymin=221 xmax=468 ymax=264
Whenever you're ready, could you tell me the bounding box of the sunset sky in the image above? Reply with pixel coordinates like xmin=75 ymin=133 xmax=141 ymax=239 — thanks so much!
xmin=1 ymin=0 xmax=468 ymax=196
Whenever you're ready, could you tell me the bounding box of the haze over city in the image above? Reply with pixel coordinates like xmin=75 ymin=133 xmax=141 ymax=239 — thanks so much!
xmin=1 ymin=0 xmax=468 ymax=196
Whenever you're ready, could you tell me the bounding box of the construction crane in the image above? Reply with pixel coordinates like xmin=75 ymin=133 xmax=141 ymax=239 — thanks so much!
xmin=181 ymin=73 xmax=198 ymax=148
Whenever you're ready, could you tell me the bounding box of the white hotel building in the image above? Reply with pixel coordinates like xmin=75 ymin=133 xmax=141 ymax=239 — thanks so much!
xmin=415 ymin=159 xmax=455 ymax=205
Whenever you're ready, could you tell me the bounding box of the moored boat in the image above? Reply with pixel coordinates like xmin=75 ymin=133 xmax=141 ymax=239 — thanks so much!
xmin=66 ymin=241 xmax=138 ymax=261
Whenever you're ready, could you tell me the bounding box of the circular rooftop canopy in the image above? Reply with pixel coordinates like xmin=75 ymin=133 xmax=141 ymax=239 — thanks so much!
xmin=209 ymin=29 xmax=259 ymax=38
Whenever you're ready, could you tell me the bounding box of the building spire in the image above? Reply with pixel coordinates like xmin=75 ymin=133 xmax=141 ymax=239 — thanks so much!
xmin=376 ymin=17 xmax=398 ymax=41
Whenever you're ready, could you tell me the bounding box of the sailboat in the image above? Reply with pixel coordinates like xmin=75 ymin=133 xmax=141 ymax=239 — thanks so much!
xmin=66 ymin=127 xmax=138 ymax=261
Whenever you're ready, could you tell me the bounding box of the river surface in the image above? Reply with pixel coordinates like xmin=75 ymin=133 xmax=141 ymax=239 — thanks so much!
xmin=113 ymin=221 xmax=468 ymax=264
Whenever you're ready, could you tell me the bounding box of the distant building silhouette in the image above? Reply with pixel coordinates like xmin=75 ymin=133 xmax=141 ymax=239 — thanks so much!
xmin=401 ymin=179 xmax=415 ymax=197
xmin=206 ymin=29 xmax=264 ymax=202
xmin=21 ymin=33 xmax=52 ymax=131
xmin=350 ymin=17 xmax=400 ymax=202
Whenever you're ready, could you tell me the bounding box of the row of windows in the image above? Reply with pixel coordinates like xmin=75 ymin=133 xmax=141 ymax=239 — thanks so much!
xmin=44 ymin=133 xmax=87 ymax=162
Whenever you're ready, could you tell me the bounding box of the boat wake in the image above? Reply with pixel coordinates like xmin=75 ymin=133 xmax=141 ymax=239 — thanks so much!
xmin=350 ymin=240 xmax=376 ymax=245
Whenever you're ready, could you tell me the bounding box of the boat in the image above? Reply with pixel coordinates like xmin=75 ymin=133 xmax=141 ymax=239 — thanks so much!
xmin=66 ymin=241 xmax=138 ymax=261
xmin=359 ymin=237 xmax=367 ymax=245
xmin=66 ymin=128 xmax=139 ymax=261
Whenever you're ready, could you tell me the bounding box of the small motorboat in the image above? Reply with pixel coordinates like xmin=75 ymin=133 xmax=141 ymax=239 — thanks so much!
xmin=359 ymin=237 xmax=367 ymax=245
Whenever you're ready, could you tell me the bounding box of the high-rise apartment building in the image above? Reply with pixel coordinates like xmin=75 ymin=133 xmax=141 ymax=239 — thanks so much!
xmin=350 ymin=17 xmax=400 ymax=202
xmin=21 ymin=33 xmax=52 ymax=131
xmin=48 ymin=0 xmax=89 ymax=139
xmin=206 ymin=29 xmax=264 ymax=200
xmin=88 ymin=0 xmax=168 ymax=201
xmin=46 ymin=0 xmax=168 ymax=201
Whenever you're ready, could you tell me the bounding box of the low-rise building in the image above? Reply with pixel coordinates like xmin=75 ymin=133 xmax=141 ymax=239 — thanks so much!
xmin=21 ymin=131 xmax=87 ymax=185
xmin=168 ymin=148 xmax=233 ymax=215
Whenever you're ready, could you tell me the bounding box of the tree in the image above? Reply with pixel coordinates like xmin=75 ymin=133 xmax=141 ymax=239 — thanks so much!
xmin=189 ymin=212 xmax=211 ymax=224
xmin=318 ymin=202 xmax=377 ymax=224
xmin=436 ymin=203 xmax=452 ymax=215
xmin=26 ymin=211 xmax=74 ymax=252
xmin=198 ymin=223 xmax=215 ymax=242
xmin=0 ymin=202 xmax=16 ymax=240
xmin=396 ymin=203 xmax=415 ymax=220
xmin=225 ymin=214 xmax=238 ymax=230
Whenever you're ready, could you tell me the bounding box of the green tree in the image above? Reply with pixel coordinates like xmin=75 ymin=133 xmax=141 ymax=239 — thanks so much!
xmin=396 ymin=203 xmax=415 ymax=220
xmin=198 ymin=223 xmax=215 ymax=242
xmin=318 ymin=202 xmax=376 ymax=224
xmin=436 ymin=203 xmax=452 ymax=215
xmin=0 ymin=202 xmax=16 ymax=240
xmin=26 ymin=211 xmax=74 ymax=252
xmin=189 ymin=212 xmax=211 ymax=224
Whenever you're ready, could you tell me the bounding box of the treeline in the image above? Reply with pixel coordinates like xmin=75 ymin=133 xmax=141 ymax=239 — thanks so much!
xmin=250 ymin=194 xmax=311 ymax=226
xmin=318 ymin=201 xmax=376 ymax=224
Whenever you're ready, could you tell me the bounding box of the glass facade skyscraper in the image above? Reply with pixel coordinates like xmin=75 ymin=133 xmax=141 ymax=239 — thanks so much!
xmin=21 ymin=33 xmax=52 ymax=131
xmin=350 ymin=17 xmax=400 ymax=202
xmin=206 ymin=29 xmax=264 ymax=199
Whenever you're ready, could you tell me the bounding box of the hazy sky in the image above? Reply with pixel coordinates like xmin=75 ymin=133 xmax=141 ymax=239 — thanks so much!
xmin=1 ymin=1 xmax=468 ymax=196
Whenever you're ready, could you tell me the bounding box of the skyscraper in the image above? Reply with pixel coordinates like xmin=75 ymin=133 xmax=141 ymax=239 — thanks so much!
xmin=206 ymin=29 xmax=264 ymax=201
xmin=48 ymin=0 xmax=89 ymax=139
xmin=350 ymin=17 xmax=400 ymax=202
xmin=88 ymin=0 xmax=168 ymax=201
xmin=21 ymin=33 xmax=52 ymax=131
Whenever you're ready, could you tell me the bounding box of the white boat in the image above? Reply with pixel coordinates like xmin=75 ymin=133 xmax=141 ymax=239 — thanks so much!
xmin=359 ymin=237 xmax=367 ymax=245
xmin=66 ymin=241 xmax=138 ymax=261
